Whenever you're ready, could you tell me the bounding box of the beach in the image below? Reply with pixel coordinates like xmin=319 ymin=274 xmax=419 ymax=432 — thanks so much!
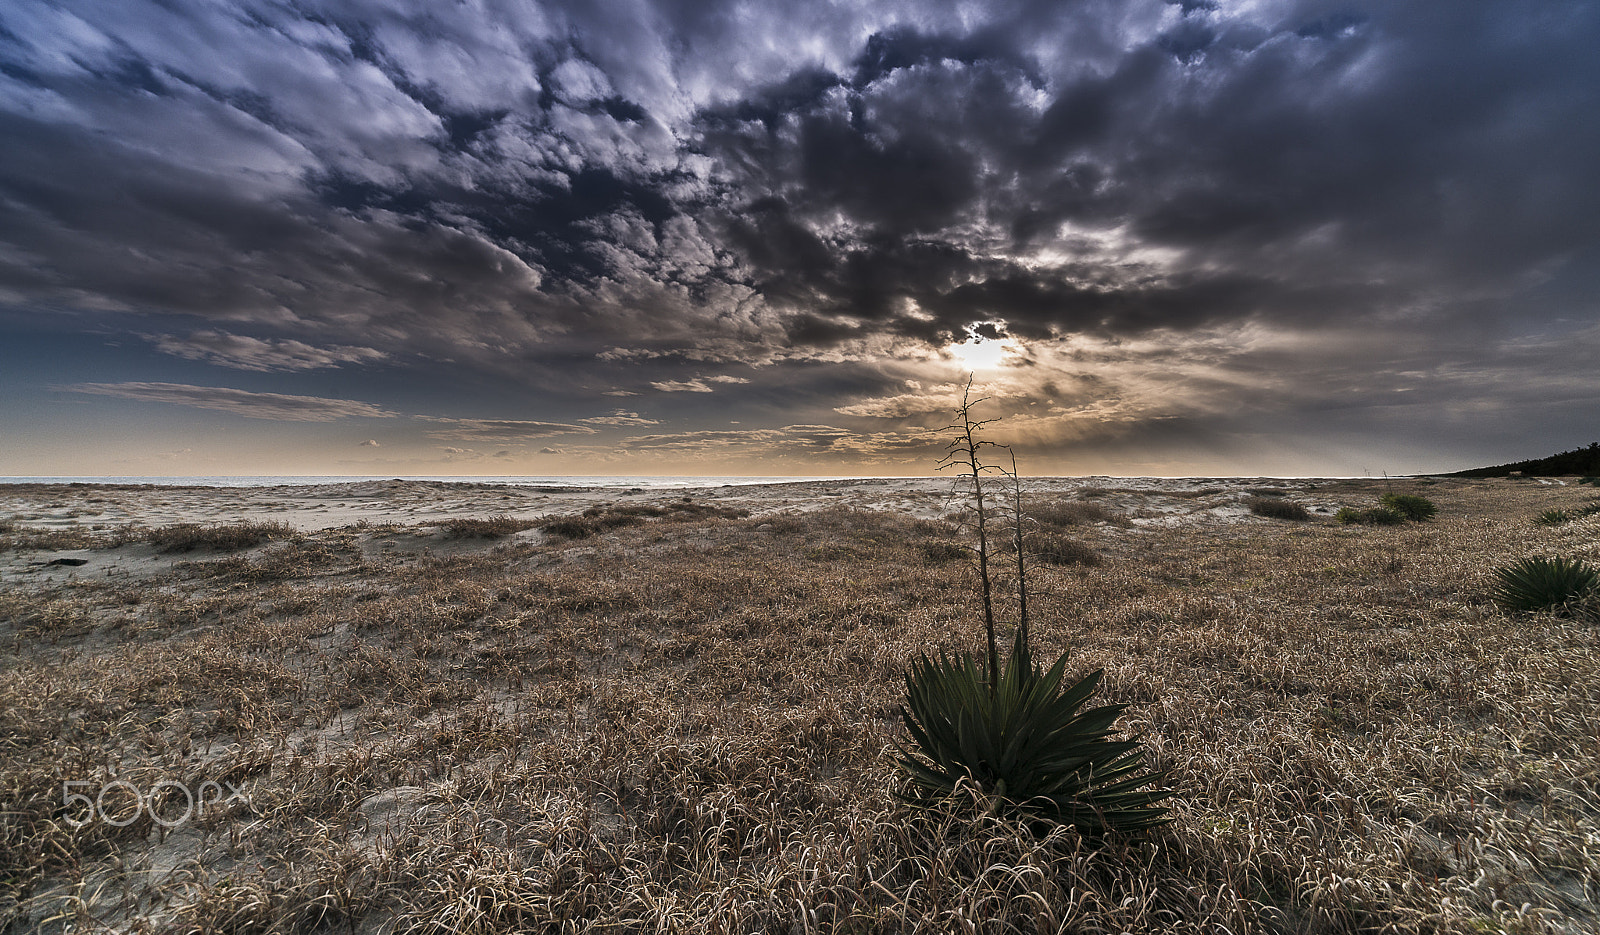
xmin=2 ymin=475 xmax=1597 ymax=932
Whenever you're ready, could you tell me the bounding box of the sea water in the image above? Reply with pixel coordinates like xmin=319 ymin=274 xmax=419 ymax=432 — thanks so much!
xmin=0 ymin=475 xmax=856 ymax=489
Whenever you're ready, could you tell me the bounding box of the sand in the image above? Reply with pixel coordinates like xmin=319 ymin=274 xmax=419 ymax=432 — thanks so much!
xmin=0 ymin=475 xmax=1357 ymax=586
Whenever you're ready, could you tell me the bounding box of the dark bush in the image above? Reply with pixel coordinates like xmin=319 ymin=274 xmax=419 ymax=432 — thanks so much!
xmin=917 ymin=540 xmax=968 ymax=563
xmin=1380 ymin=493 xmax=1437 ymax=521
xmin=443 ymin=515 xmax=539 ymax=539
xmin=1029 ymin=499 xmax=1114 ymax=527
xmin=1028 ymin=533 xmax=1102 ymax=566
xmin=148 ymin=521 xmax=298 ymax=552
xmin=1247 ymin=497 xmax=1310 ymax=521
xmin=541 ymin=517 xmax=597 ymax=539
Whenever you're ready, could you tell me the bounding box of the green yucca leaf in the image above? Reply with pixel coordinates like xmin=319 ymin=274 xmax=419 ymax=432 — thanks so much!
xmin=1535 ymin=509 xmax=1572 ymax=527
xmin=896 ymin=643 xmax=1172 ymax=836
xmin=1490 ymin=555 xmax=1599 ymax=615
xmin=1380 ymin=493 xmax=1437 ymax=521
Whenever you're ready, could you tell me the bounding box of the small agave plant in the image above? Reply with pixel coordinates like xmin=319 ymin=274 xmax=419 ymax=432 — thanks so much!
xmin=897 ymin=383 xmax=1171 ymax=836
xmin=1490 ymin=555 xmax=1599 ymax=616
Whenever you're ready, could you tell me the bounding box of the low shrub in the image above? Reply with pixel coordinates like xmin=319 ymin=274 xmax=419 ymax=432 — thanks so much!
xmin=443 ymin=515 xmax=539 ymax=538
xmin=656 ymin=500 xmax=751 ymax=522
xmin=1029 ymin=499 xmax=1114 ymax=527
xmin=538 ymin=500 xmax=748 ymax=540
xmin=1535 ymin=509 xmax=1572 ymax=527
xmin=541 ymin=516 xmax=598 ymax=539
xmin=1027 ymin=532 xmax=1102 ymax=566
xmin=911 ymin=518 xmax=960 ymax=537
xmin=1380 ymin=493 xmax=1437 ymax=521
xmin=917 ymin=540 xmax=968 ymax=563
xmin=1490 ymin=555 xmax=1600 ymax=615
xmin=1247 ymin=497 xmax=1310 ymax=521
xmin=1336 ymin=506 xmax=1405 ymax=526
xmin=148 ymin=521 xmax=298 ymax=552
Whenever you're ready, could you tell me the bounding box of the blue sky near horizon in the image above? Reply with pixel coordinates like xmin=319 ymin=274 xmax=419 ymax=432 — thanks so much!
xmin=1 ymin=1 xmax=1597 ymax=477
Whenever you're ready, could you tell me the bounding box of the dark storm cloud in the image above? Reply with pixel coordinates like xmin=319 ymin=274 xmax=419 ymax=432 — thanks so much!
xmin=699 ymin=2 xmax=1600 ymax=349
xmin=2 ymin=0 xmax=1597 ymax=394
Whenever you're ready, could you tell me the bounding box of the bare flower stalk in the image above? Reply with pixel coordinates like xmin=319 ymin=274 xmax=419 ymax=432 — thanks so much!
xmin=1009 ymin=447 xmax=1029 ymax=652
xmin=937 ymin=378 xmax=1002 ymax=690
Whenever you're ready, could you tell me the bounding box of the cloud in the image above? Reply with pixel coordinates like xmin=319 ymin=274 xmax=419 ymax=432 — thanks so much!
xmin=578 ymin=409 xmax=660 ymax=425
xmin=423 ymin=418 xmax=599 ymax=440
xmin=648 ymin=374 xmax=750 ymax=392
xmin=61 ymin=382 xmax=399 ymax=421
xmin=4 ymin=1 xmax=1599 ymax=473
xmin=614 ymin=423 xmax=943 ymax=462
xmin=7 ymin=1 xmax=1594 ymax=376
xmin=359 ymin=438 xmax=381 ymax=447
xmin=146 ymin=330 xmax=387 ymax=371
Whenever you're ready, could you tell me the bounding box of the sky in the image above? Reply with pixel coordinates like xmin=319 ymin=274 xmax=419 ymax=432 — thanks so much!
xmin=1 ymin=0 xmax=1597 ymax=477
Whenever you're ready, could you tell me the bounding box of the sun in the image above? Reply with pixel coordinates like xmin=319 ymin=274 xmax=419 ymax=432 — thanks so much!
xmin=949 ymin=337 xmax=1012 ymax=370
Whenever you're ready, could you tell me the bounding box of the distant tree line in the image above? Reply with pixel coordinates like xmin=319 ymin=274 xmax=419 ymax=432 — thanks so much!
xmin=1448 ymin=442 xmax=1600 ymax=477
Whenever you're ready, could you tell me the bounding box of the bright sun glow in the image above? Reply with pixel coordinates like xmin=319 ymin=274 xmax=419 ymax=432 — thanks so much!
xmin=950 ymin=338 xmax=1012 ymax=370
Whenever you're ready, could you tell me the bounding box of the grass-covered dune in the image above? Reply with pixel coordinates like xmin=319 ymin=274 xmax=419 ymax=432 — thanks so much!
xmin=2 ymin=477 xmax=1597 ymax=933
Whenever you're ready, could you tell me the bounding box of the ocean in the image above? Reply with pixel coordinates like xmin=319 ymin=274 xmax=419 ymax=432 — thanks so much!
xmin=0 ymin=475 xmax=862 ymax=489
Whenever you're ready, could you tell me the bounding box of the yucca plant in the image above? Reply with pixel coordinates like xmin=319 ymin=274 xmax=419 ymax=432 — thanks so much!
xmin=1490 ymin=555 xmax=1600 ymax=615
xmin=898 ymin=630 xmax=1172 ymax=834
xmin=1535 ymin=509 xmax=1572 ymax=527
xmin=902 ymin=382 xmax=1171 ymax=836
xmin=1380 ymin=493 xmax=1437 ymax=521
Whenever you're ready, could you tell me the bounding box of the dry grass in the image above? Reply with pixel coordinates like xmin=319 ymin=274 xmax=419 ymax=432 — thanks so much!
xmin=2 ymin=478 xmax=1598 ymax=933
xmin=0 ymin=523 xmax=146 ymax=551
xmin=442 ymin=514 xmax=541 ymax=539
xmin=147 ymin=520 xmax=300 ymax=552
xmin=1028 ymin=498 xmax=1121 ymax=527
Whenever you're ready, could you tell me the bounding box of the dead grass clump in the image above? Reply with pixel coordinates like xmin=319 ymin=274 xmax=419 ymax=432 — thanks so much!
xmin=442 ymin=514 xmax=539 ymax=538
xmin=0 ymin=524 xmax=145 ymax=551
xmin=148 ymin=520 xmax=298 ymax=552
xmin=1336 ymin=505 xmax=1406 ymax=525
xmin=1027 ymin=532 xmax=1102 ymax=566
xmin=1247 ymin=496 xmax=1311 ymax=521
xmin=541 ymin=500 xmax=751 ymax=540
xmin=917 ymin=539 xmax=968 ymax=563
xmin=203 ymin=539 xmax=360 ymax=581
xmin=653 ymin=499 xmax=751 ymax=522
xmin=540 ymin=515 xmax=598 ymax=539
xmin=1028 ymin=498 xmax=1115 ymax=527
